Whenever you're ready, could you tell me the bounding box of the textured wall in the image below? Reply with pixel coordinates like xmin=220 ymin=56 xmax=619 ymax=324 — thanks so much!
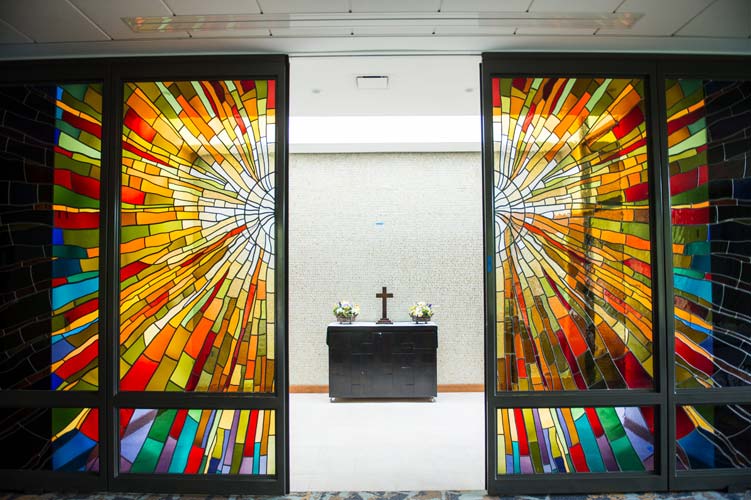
xmin=289 ymin=152 xmax=484 ymax=386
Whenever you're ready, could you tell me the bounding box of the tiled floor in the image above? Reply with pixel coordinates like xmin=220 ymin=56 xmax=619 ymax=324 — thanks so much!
xmin=1 ymin=491 xmax=750 ymax=500
xmin=290 ymin=392 xmax=485 ymax=491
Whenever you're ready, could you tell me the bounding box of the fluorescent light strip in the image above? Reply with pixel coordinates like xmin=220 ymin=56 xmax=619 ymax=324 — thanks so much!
xmin=124 ymin=12 xmax=642 ymax=33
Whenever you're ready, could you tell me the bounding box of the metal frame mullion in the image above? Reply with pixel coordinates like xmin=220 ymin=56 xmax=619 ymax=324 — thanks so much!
xmin=113 ymin=55 xmax=288 ymax=84
xmin=647 ymin=60 xmax=672 ymax=490
xmin=480 ymin=59 xmax=498 ymax=495
xmin=111 ymin=474 xmax=282 ymax=495
xmin=0 ymin=391 xmax=100 ymax=407
xmin=276 ymin=55 xmax=291 ymax=494
xmin=100 ymin=60 xmax=122 ymax=491
xmin=675 ymin=389 xmax=751 ymax=405
xmin=113 ymin=392 xmax=282 ymax=409
xmin=0 ymin=471 xmax=102 ymax=491
xmin=486 ymin=471 xmax=662 ymax=496
xmin=487 ymin=391 xmax=663 ymax=408
xmin=653 ymin=60 xmax=677 ymax=490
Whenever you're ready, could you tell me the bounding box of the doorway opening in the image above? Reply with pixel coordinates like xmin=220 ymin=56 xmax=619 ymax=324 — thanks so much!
xmin=286 ymin=55 xmax=485 ymax=491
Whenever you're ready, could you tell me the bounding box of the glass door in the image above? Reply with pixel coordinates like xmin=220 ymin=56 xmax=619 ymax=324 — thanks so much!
xmin=481 ymin=56 xmax=668 ymax=495
xmin=108 ymin=58 xmax=289 ymax=495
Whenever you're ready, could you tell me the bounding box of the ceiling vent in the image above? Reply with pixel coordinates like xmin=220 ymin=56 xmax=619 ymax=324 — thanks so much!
xmin=356 ymin=76 xmax=389 ymax=90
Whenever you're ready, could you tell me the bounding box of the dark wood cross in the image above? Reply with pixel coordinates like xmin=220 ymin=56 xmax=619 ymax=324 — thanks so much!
xmin=376 ymin=286 xmax=394 ymax=324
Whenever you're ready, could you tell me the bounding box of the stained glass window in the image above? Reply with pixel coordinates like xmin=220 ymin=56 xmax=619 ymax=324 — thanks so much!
xmin=497 ymin=406 xmax=654 ymax=473
xmin=0 ymin=407 xmax=99 ymax=471
xmin=491 ymin=77 xmax=653 ymax=391
xmin=677 ymin=404 xmax=751 ymax=469
xmin=119 ymin=408 xmax=274 ymax=474
xmin=0 ymin=84 xmax=102 ymax=391
xmin=667 ymin=80 xmax=751 ymax=389
xmin=119 ymin=80 xmax=276 ymax=393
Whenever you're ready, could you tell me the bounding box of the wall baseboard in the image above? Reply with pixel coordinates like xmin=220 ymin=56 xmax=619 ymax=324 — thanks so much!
xmin=289 ymin=384 xmax=329 ymax=393
xmin=438 ymin=384 xmax=485 ymax=392
xmin=289 ymin=384 xmax=484 ymax=393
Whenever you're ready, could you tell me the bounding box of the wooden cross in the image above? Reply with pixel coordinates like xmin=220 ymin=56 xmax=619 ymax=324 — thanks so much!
xmin=376 ymin=286 xmax=394 ymax=324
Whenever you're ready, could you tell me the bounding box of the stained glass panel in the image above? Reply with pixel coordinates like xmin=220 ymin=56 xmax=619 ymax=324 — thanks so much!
xmin=491 ymin=77 xmax=653 ymax=391
xmin=0 ymin=407 xmax=99 ymax=471
xmin=497 ymin=406 xmax=654 ymax=474
xmin=119 ymin=408 xmax=274 ymax=474
xmin=0 ymin=84 xmax=101 ymax=390
xmin=667 ymin=80 xmax=751 ymax=389
xmin=119 ymin=80 xmax=276 ymax=392
xmin=677 ymin=404 xmax=751 ymax=469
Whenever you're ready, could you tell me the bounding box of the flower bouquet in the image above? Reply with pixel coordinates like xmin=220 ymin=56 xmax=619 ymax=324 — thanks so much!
xmin=408 ymin=301 xmax=434 ymax=323
xmin=333 ymin=301 xmax=360 ymax=323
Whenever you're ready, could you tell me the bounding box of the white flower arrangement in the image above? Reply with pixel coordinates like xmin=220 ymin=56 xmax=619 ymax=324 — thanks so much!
xmin=409 ymin=301 xmax=434 ymax=322
xmin=333 ymin=300 xmax=360 ymax=322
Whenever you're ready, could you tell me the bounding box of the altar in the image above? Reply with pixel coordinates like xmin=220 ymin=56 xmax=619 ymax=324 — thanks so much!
xmin=326 ymin=322 xmax=438 ymax=400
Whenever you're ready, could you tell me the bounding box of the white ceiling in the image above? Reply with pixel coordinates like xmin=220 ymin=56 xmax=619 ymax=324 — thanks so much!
xmin=289 ymin=55 xmax=481 ymax=153
xmin=0 ymin=0 xmax=748 ymax=58
xmin=291 ymin=55 xmax=479 ymax=117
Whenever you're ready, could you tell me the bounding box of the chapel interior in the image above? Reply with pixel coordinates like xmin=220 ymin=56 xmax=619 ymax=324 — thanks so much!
xmin=0 ymin=1 xmax=750 ymax=499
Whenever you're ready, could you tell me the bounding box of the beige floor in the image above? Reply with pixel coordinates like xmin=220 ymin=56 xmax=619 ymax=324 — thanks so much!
xmin=289 ymin=392 xmax=485 ymax=492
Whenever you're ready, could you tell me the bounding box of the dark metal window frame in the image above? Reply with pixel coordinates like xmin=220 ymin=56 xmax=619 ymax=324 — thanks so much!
xmin=1 ymin=51 xmax=749 ymax=497
xmin=481 ymin=53 xmax=751 ymax=496
xmin=0 ymin=55 xmax=290 ymax=495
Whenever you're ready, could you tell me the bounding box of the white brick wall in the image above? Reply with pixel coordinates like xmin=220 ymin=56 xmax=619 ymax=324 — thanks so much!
xmin=289 ymin=152 xmax=484 ymax=385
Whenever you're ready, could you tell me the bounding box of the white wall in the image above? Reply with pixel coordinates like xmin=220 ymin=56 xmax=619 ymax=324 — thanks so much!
xmin=289 ymin=152 xmax=485 ymax=386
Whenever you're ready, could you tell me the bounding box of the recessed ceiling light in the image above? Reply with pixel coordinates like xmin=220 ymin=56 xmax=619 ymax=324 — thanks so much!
xmin=312 ymin=89 xmax=321 ymax=94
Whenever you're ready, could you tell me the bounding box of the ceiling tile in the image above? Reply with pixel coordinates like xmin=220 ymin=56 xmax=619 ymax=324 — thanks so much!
xmin=258 ymin=0 xmax=349 ymax=14
xmin=598 ymin=0 xmax=713 ymax=36
xmin=435 ymin=25 xmax=515 ymax=35
xmin=676 ymin=0 xmax=750 ymax=38
xmin=72 ymin=0 xmax=190 ymax=39
xmin=189 ymin=28 xmax=269 ymax=37
xmin=440 ymin=0 xmax=529 ymax=12
xmin=164 ymin=0 xmax=261 ymax=15
xmin=270 ymin=27 xmax=352 ymax=36
xmin=0 ymin=17 xmax=32 ymax=43
xmin=0 ymin=0 xmax=109 ymax=42
xmin=516 ymin=26 xmax=597 ymax=35
xmin=354 ymin=25 xmax=435 ymax=35
xmin=351 ymin=0 xmax=441 ymax=13
xmin=529 ymin=0 xmax=622 ymax=12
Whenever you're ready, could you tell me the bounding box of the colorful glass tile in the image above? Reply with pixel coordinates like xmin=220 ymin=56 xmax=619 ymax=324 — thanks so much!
xmin=497 ymin=406 xmax=654 ymax=474
xmin=119 ymin=80 xmax=276 ymax=392
xmin=0 ymin=84 xmax=102 ymax=390
xmin=491 ymin=78 xmax=653 ymax=391
xmin=119 ymin=408 xmax=274 ymax=474
xmin=0 ymin=407 xmax=99 ymax=471
xmin=677 ymin=404 xmax=751 ymax=469
xmin=667 ymin=80 xmax=751 ymax=388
